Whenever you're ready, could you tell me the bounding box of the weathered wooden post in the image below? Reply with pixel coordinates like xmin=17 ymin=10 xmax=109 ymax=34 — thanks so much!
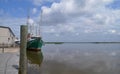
xmin=19 ymin=25 xmax=28 ymax=74
xmin=2 ymin=43 xmax=4 ymax=53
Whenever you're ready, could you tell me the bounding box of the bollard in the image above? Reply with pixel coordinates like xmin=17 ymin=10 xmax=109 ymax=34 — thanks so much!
xmin=19 ymin=25 xmax=28 ymax=74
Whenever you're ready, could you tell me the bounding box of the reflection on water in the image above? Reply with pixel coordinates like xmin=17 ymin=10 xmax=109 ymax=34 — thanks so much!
xmin=27 ymin=44 xmax=120 ymax=74
xmin=27 ymin=51 xmax=43 ymax=66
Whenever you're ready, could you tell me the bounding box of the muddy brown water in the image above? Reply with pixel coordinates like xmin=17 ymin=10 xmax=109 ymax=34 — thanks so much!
xmin=27 ymin=43 xmax=120 ymax=74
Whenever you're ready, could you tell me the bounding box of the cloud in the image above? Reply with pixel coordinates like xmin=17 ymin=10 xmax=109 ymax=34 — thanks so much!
xmin=27 ymin=18 xmax=34 ymax=25
xmin=32 ymin=8 xmax=37 ymax=14
xmin=32 ymin=0 xmax=60 ymax=6
xmin=40 ymin=0 xmax=120 ymax=35
xmin=0 ymin=17 xmax=27 ymax=37
xmin=0 ymin=0 xmax=120 ymax=41
xmin=32 ymin=0 xmax=42 ymax=6
xmin=35 ymin=0 xmax=120 ymax=41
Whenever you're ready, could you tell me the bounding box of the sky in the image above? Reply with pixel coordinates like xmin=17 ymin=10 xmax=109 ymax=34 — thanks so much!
xmin=0 ymin=0 xmax=120 ymax=42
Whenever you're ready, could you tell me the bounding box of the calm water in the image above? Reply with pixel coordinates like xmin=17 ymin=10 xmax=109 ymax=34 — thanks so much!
xmin=27 ymin=43 xmax=120 ymax=74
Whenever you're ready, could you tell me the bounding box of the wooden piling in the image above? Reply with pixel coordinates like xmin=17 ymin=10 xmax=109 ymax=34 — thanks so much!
xmin=19 ymin=25 xmax=28 ymax=74
xmin=2 ymin=43 xmax=4 ymax=53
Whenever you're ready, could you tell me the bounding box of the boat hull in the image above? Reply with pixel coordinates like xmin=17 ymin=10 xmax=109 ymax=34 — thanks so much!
xmin=27 ymin=37 xmax=43 ymax=51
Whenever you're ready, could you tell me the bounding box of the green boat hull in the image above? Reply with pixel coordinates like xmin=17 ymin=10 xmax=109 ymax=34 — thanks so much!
xmin=27 ymin=37 xmax=43 ymax=51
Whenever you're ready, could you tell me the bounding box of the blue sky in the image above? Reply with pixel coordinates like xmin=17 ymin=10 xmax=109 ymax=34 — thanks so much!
xmin=0 ymin=0 xmax=120 ymax=42
xmin=107 ymin=0 xmax=120 ymax=9
xmin=0 ymin=0 xmax=54 ymax=17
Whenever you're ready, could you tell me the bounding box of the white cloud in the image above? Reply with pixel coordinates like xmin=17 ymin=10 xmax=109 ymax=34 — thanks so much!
xmin=0 ymin=17 xmax=27 ymax=37
xmin=108 ymin=29 xmax=117 ymax=34
xmin=32 ymin=0 xmax=60 ymax=6
xmin=35 ymin=0 xmax=120 ymax=42
xmin=1 ymin=0 xmax=120 ymax=41
xmin=32 ymin=8 xmax=37 ymax=14
xmin=40 ymin=0 xmax=120 ymax=35
xmin=32 ymin=0 xmax=42 ymax=6
xmin=75 ymin=33 xmax=80 ymax=36
xmin=27 ymin=18 xmax=34 ymax=25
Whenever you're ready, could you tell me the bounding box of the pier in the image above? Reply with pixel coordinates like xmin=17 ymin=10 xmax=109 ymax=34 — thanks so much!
xmin=0 ymin=48 xmax=19 ymax=74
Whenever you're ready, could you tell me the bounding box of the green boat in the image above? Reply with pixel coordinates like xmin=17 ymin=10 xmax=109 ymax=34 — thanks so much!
xmin=27 ymin=36 xmax=44 ymax=51
xmin=26 ymin=10 xmax=44 ymax=51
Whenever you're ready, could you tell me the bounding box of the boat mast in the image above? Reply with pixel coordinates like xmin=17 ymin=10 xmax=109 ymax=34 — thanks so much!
xmin=26 ymin=9 xmax=34 ymax=36
xmin=38 ymin=10 xmax=43 ymax=37
xmin=27 ymin=9 xmax=30 ymax=33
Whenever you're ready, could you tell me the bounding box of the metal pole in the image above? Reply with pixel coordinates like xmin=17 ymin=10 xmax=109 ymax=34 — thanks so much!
xmin=19 ymin=25 xmax=28 ymax=74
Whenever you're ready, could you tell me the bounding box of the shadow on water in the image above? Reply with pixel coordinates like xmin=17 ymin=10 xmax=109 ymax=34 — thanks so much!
xmin=27 ymin=50 xmax=43 ymax=66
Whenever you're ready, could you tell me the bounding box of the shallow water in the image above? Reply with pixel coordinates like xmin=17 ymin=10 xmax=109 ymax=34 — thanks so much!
xmin=27 ymin=43 xmax=120 ymax=74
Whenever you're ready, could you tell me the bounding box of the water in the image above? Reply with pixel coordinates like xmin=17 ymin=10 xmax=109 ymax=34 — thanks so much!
xmin=27 ymin=43 xmax=120 ymax=74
